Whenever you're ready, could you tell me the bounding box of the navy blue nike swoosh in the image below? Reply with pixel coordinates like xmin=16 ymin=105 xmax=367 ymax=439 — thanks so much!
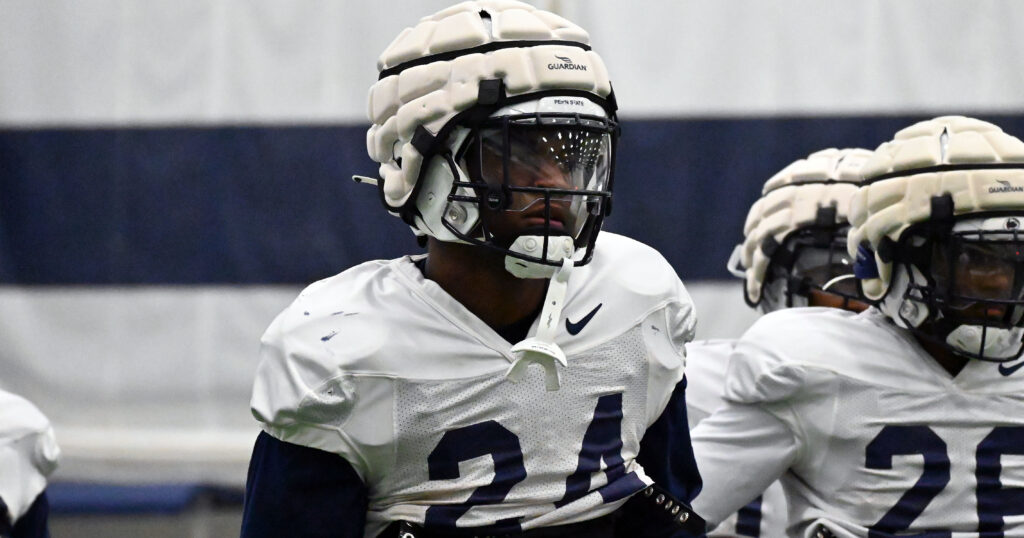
xmin=566 ymin=303 xmax=602 ymax=335
xmin=998 ymin=360 xmax=1024 ymax=376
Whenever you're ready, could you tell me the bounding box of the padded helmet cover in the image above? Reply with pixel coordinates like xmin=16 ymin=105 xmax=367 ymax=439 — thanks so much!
xmin=738 ymin=148 xmax=871 ymax=306
xmin=848 ymin=116 xmax=1024 ymax=301
xmin=365 ymin=0 xmax=615 ymax=231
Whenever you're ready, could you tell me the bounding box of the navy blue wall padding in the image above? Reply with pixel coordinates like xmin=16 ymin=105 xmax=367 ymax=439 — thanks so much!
xmin=3 ymin=115 xmax=1023 ymax=284
xmin=46 ymin=483 xmax=241 ymax=514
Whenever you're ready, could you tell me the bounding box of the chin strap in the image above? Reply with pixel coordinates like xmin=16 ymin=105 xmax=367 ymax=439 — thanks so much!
xmin=504 ymin=235 xmax=575 ymax=279
xmin=506 ymin=258 xmax=573 ymax=390
xmin=945 ymin=324 xmax=1024 ymax=361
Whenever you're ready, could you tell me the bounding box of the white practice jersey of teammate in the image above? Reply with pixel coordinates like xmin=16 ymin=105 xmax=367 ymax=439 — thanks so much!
xmin=251 ymin=233 xmax=695 ymax=536
xmin=686 ymin=339 xmax=787 ymax=537
xmin=0 ymin=389 xmax=59 ymax=526
xmin=691 ymin=306 xmax=1024 ymax=537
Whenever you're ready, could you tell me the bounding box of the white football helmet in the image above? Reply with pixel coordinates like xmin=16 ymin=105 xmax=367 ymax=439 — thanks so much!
xmin=361 ymin=0 xmax=618 ymax=278
xmin=849 ymin=115 xmax=1024 ymax=361
xmin=730 ymin=148 xmax=872 ymax=313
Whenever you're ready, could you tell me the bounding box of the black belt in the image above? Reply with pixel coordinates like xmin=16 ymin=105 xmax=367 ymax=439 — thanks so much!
xmin=378 ymin=482 xmax=705 ymax=537
xmin=383 ymin=513 xmax=616 ymax=538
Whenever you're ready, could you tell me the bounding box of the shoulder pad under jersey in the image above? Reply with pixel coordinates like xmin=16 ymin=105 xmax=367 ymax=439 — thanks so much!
xmin=723 ymin=307 xmax=943 ymax=404
xmin=250 ymin=259 xmax=403 ymax=440
xmin=0 ymin=390 xmax=59 ymax=523
xmin=684 ymin=339 xmax=736 ymax=423
xmin=564 ymin=233 xmax=696 ymax=355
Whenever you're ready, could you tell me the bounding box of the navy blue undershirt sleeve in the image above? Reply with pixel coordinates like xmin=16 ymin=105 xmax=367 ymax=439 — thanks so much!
xmin=637 ymin=376 xmax=702 ymax=503
xmin=241 ymin=431 xmax=368 ymax=538
xmin=7 ymin=491 xmax=50 ymax=538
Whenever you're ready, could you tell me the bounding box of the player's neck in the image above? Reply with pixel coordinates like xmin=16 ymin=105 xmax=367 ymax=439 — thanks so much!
xmin=913 ymin=334 xmax=969 ymax=376
xmin=424 ymin=239 xmax=547 ymax=330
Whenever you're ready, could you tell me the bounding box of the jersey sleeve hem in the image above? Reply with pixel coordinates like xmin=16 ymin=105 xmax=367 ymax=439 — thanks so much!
xmin=259 ymin=422 xmax=370 ymax=484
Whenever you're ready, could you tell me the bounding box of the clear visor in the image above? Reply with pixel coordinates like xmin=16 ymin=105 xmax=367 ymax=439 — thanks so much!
xmin=793 ymin=244 xmax=859 ymax=297
xmin=931 ymin=234 xmax=1024 ymax=322
xmin=460 ymin=119 xmax=612 ymax=237
xmin=777 ymin=227 xmax=860 ymax=299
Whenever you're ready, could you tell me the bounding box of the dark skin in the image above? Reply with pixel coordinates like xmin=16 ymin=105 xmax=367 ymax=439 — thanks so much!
xmin=916 ymin=336 xmax=968 ymax=376
xmin=917 ymin=309 xmax=1010 ymax=378
xmin=423 ymin=237 xmax=547 ymax=329
xmin=914 ymin=249 xmax=1014 ymax=377
xmin=423 ymin=145 xmax=575 ymax=331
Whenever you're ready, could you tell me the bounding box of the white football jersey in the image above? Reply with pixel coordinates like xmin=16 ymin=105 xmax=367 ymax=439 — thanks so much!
xmin=686 ymin=339 xmax=787 ymax=537
xmin=0 ymin=389 xmax=59 ymax=525
xmin=250 ymin=233 xmax=696 ymax=537
xmin=692 ymin=307 xmax=1024 ymax=537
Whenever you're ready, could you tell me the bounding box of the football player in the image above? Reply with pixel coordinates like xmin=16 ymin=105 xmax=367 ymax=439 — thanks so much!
xmin=0 ymin=389 xmax=59 ymax=538
xmin=242 ymin=2 xmax=703 ymax=537
xmin=689 ymin=115 xmax=1024 ymax=536
xmin=686 ymin=148 xmax=871 ymax=536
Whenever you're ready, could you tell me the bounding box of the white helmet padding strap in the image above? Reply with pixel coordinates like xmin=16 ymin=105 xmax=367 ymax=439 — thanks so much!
xmin=507 ymin=258 xmax=573 ymax=390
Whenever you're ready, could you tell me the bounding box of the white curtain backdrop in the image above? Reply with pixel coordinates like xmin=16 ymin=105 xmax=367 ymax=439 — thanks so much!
xmin=2 ymin=0 xmax=1023 ymax=126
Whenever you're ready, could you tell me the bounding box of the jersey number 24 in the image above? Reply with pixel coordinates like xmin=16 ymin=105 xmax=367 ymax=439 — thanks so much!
xmin=423 ymin=392 xmax=644 ymax=532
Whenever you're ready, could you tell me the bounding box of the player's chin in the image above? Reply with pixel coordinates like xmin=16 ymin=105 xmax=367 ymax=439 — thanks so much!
xmin=519 ymin=212 xmax=570 ymax=231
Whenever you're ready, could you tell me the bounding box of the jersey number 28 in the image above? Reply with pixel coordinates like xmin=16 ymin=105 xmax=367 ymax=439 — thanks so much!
xmin=866 ymin=424 xmax=1024 ymax=537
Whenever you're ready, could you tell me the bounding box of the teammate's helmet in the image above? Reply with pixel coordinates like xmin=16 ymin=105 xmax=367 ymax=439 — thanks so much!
xmin=849 ymin=115 xmax=1024 ymax=361
xmin=364 ymin=1 xmax=617 ymax=278
xmin=730 ymin=148 xmax=872 ymax=313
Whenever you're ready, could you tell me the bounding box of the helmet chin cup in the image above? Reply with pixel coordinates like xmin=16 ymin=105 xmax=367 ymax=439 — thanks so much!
xmin=946 ymin=325 xmax=1024 ymax=361
xmin=505 ymin=235 xmax=575 ymax=279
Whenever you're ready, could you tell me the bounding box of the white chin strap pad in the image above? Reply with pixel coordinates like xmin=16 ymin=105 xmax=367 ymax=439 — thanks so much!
xmin=505 ymin=235 xmax=576 ymax=279
xmin=946 ymin=324 xmax=1024 ymax=360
